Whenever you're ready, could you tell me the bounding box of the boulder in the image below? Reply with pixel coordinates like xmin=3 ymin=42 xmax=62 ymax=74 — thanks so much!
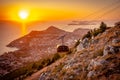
xmin=82 ymin=38 xmax=89 ymax=48
xmin=87 ymin=57 xmax=108 ymax=71
xmin=112 ymin=38 xmax=120 ymax=44
xmin=103 ymin=45 xmax=120 ymax=56
xmin=87 ymin=70 xmax=96 ymax=78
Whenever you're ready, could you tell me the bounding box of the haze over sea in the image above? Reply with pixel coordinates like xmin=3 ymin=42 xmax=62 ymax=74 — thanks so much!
xmin=0 ymin=20 xmax=117 ymax=55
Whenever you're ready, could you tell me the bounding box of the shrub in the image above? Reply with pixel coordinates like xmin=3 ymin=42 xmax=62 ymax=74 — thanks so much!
xmin=1 ymin=51 xmax=67 ymax=80
xmin=74 ymin=39 xmax=80 ymax=48
xmin=26 ymin=70 xmax=34 ymax=76
xmin=52 ymin=53 xmax=61 ymax=62
xmin=82 ymin=31 xmax=92 ymax=40
xmin=2 ymin=66 xmax=29 ymax=80
xmin=100 ymin=22 xmax=107 ymax=32
xmin=37 ymin=64 xmax=43 ymax=70
xmin=82 ymin=22 xmax=107 ymax=40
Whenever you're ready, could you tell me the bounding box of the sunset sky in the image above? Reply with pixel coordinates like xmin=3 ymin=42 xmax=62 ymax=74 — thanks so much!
xmin=0 ymin=0 xmax=120 ymax=22
xmin=0 ymin=0 xmax=120 ymax=54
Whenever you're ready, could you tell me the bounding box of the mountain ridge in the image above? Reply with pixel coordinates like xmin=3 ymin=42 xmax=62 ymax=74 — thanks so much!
xmin=0 ymin=26 xmax=89 ymax=79
xmin=7 ymin=26 xmax=89 ymax=48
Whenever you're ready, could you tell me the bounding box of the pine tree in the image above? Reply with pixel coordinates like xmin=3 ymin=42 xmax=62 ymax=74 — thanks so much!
xmin=100 ymin=22 xmax=107 ymax=32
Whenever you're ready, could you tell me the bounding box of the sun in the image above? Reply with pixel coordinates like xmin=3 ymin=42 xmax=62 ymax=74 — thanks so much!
xmin=18 ymin=10 xmax=29 ymax=36
xmin=19 ymin=10 xmax=29 ymax=20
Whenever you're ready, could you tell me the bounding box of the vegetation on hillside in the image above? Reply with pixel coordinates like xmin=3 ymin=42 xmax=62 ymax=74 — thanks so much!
xmin=0 ymin=52 xmax=64 ymax=80
xmin=37 ymin=21 xmax=120 ymax=80
xmin=1 ymin=21 xmax=120 ymax=80
xmin=82 ymin=22 xmax=107 ymax=40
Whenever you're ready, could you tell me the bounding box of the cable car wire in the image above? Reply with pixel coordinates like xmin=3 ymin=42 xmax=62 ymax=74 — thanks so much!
xmin=95 ymin=3 xmax=120 ymax=20
xmin=81 ymin=0 xmax=120 ymax=20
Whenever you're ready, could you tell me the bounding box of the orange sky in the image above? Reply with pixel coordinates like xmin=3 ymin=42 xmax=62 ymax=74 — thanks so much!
xmin=0 ymin=0 xmax=120 ymax=22
xmin=0 ymin=4 xmax=89 ymax=22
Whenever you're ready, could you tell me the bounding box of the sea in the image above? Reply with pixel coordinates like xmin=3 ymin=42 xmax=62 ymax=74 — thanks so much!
xmin=0 ymin=20 xmax=117 ymax=55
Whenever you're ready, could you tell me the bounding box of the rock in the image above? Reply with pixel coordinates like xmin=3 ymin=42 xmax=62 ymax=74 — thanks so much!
xmin=69 ymin=75 xmax=74 ymax=79
xmin=97 ymin=33 xmax=102 ymax=37
xmin=77 ymin=43 xmax=84 ymax=51
xmin=100 ymin=59 xmax=108 ymax=65
xmin=103 ymin=45 xmax=120 ymax=56
xmin=39 ymin=72 xmax=50 ymax=80
xmin=63 ymin=59 xmax=77 ymax=69
xmin=87 ymin=70 xmax=96 ymax=78
xmin=91 ymin=39 xmax=99 ymax=44
xmin=63 ymin=65 xmax=71 ymax=69
xmin=114 ymin=31 xmax=120 ymax=36
xmin=109 ymin=74 xmax=120 ymax=80
xmin=82 ymin=38 xmax=89 ymax=48
xmin=112 ymin=38 xmax=120 ymax=44
xmin=39 ymin=73 xmax=46 ymax=80
xmin=74 ymin=69 xmax=81 ymax=75
xmin=87 ymin=57 xmax=108 ymax=71
xmin=103 ymin=45 xmax=111 ymax=56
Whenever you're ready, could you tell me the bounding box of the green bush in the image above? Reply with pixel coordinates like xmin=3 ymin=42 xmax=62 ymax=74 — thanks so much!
xmin=82 ymin=22 xmax=107 ymax=40
xmin=82 ymin=31 xmax=92 ymax=40
xmin=74 ymin=39 xmax=80 ymax=48
xmin=92 ymin=29 xmax=101 ymax=37
xmin=26 ymin=70 xmax=34 ymax=76
xmin=100 ymin=22 xmax=107 ymax=32
xmin=52 ymin=53 xmax=61 ymax=62
xmin=2 ymin=66 xmax=30 ymax=80
xmin=37 ymin=64 xmax=43 ymax=70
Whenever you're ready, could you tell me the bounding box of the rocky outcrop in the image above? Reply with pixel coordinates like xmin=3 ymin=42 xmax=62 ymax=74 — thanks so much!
xmin=112 ymin=38 xmax=120 ymax=44
xmin=38 ymin=26 xmax=120 ymax=80
xmin=103 ymin=45 xmax=120 ymax=56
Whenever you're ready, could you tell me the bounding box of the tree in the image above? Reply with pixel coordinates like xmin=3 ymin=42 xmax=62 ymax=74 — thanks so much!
xmin=100 ymin=22 xmax=107 ymax=32
xmin=82 ymin=31 xmax=92 ymax=40
xmin=82 ymin=22 xmax=107 ymax=40
xmin=92 ymin=29 xmax=100 ymax=37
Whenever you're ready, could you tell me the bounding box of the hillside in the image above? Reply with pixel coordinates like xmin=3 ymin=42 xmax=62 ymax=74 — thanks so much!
xmin=6 ymin=26 xmax=89 ymax=61
xmin=0 ymin=26 xmax=89 ymax=79
xmin=36 ymin=25 xmax=120 ymax=80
